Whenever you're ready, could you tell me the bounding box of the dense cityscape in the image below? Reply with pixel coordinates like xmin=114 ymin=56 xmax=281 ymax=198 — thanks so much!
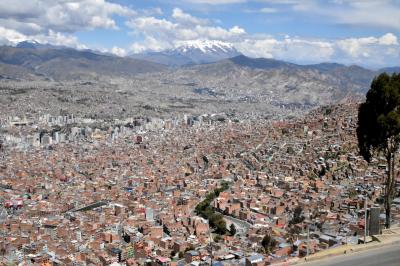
xmin=1 ymin=1 xmax=400 ymax=265
xmin=1 ymin=103 xmax=399 ymax=265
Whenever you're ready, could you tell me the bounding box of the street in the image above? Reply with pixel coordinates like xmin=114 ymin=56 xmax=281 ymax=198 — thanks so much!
xmin=299 ymin=242 xmax=400 ymax=266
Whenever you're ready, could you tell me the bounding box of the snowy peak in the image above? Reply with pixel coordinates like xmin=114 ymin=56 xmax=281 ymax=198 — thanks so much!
xmin=131 ymin=40 xmax=241 ymax=66
xmin=174 ymin=40 xmax=238 ymax=55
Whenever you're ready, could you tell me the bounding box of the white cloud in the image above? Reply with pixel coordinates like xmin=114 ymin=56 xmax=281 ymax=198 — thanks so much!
xmin=0 ymin=26 xmax=87 ymax=49
xmin=126 ymin=9 xmax=246 ymax=52
xmin=0 ymin=0 xmax=136 ymax=34
xmin=140 ymin=7 xmax=163 ymax=16
xmin=0 ymin=26 xmax=27 ymax=44
xmin=259 ymin=7 xmax=278 ymax=13
xmin=235 ymin=32 xmax=399 ymax=67
xmin=111 ymin=46 xmax=127 ymax=57
xmin=235 ymin=36 xmax=335 ymax=63
xmin=337 ymin=33 xmax=399 ymax=61
xmin=378 ymin=33 xmax=398 ymax=45
xmin=194 ymin=25 xmax=246 ymax=40
xmin=254 ymin=0 xmax=400 ymax=30
xmin=127 ymin=16 xmax=178 ymax=40
xmin=130 ymin=36 xmax=173 ymax=53
xmin=284 ymin=0 xmax=400 ymax=30
xmin=244 ymin=6 xmax=278 ymax=13
xmin=230 ymin=26 xmax=246 ymax=35
xmin=124 ymin=6 xmax=399 ymax=67
xmin=35 ymin=30 xmax=87 ymax=49
xmin=172 ymin=8 xmax=209 ymax=25
xmin=182 ymin=0 xmax=246 ymax=4
xmin=0 ymin=0 xmax=397 ymax=67
xmin=235 ymin=38 xmax=277 ymax=58
xmin=0 ymin=0 xmax=136 ymax=48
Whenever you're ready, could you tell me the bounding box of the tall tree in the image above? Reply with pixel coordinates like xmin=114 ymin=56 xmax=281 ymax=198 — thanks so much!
xmin=230 ymin=223 xmax=237 ymax=236
xmin=357 ymin=72 xmax=400 ymax=228
xmin=261 ymin=234 xmax=277 ymax=254
xmin=290 ymin=206 xmax=305 ymax=225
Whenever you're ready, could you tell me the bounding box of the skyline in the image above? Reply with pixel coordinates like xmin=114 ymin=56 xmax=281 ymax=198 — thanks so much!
xmin=0 ymin=0 xmax=399 ymax=68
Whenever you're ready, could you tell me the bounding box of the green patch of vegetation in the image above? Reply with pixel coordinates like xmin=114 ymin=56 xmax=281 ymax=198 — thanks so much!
xmin=195 ymin=181 xmax=230 ymax=235
xmin=348 ymin=188 xmax=358 ymax=198
xmin=229 ymin=223 xmax=237 ymax=236
xmin=289 ymin=206 xmax=305 ymax=225
xmin=214 ymin=235 xmax=223 ymax=242
xmin=261 ymin=234 xmax=277 ymax=254
xmin=324 ymin=107 xmax=332 ymax=116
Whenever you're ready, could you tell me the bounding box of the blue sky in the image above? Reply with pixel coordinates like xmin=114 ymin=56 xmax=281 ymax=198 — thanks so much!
xmin=0 ymin=0 xmax=399 ymax=68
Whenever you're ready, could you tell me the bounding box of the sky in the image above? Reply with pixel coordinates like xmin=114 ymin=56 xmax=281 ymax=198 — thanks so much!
xmin=0 ymin=0 xmax=399 ymax=68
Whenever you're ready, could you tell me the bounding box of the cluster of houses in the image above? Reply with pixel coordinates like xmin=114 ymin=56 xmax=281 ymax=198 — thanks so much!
xmin=0 ymin=103 xmax=399 ymax=265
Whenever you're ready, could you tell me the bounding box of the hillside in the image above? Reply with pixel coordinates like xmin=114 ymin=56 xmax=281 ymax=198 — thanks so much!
xmin=0 ymin=46 xmax=166 ymax=80
xmin=143 ymin=55 xmax=377 ymax=110
xmin=0 ymin=47 xmax=398 ymax=119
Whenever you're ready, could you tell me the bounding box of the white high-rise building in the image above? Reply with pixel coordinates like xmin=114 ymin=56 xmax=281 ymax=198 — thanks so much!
xmin=145 ymin=207 xmax=154 ymax=221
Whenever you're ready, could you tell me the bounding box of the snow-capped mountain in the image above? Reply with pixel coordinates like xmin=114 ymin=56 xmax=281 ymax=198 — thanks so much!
xmin=175 ymin=40 xmax=237 ymax=55
xmin=131 ymin=40 xmax=241 ymax=66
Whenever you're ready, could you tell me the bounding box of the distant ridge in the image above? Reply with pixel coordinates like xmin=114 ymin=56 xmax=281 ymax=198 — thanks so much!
xmin=0 ymin=44 xmax=166 ymax=80
xmin=0 ymin=43 xmax=398 ymax=87
xmin=380 ymin=66 xmax=400 ymax=74
xmin=224 ymin=55 xmax=395 ymax=91
xmin=229 ymin=55 xmax=295 ymax=70
xmin=164 ymin=54 xmax=380 ymax=107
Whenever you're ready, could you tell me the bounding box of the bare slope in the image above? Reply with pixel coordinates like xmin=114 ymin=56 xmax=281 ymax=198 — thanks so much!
xmin=0 ymin=46 xmax=166 ymax=80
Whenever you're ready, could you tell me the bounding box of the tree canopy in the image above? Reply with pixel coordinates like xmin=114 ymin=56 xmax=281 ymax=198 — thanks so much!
xmin=261 ymin=234 xmax=277 ymax=254
xmin=195 ymin=181 xmax=230 ymax=235
xmin=357 ymin=72 xmax=400 ymax=228
xmin=230 ymin=223 xmax=237 ymax=236
xmin=357 ymin=73 xmax=400 ymax=162
xmin=289 ymin=206 xmax=305 ymax=225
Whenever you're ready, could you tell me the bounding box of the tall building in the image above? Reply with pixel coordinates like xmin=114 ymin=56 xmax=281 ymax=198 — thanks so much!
xmin=145 ymin=207 xmax=154 ymax=221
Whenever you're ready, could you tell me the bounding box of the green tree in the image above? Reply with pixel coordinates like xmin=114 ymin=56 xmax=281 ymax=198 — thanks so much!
xmin=290 ymin=206 xmax=305 ymax=225
xmin=195 ymin=182 xmax=231 ymax=235
xmin=357 ymin=72 xmax=400 ymax=228
xmin=212 ymin=215 xmax=227 ymax=235
xmin=230 ymin=223 xmax=237 ymax=236
xmin=261 ymin=234 xmax=277 ymax=254
xmin=214 ymin=235 xmax=222 ymax=242
xmin=163 ymin=224 xmax=170 ymax=236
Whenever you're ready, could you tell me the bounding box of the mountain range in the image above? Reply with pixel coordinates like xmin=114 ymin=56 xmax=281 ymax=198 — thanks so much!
xmin=0 ymin=43 xmax=165 ymax=81
xmin=1 ymin=41 xmax=400 ymax=119
xmin=0 ymin=41 xmax=399 ymax=108
xmin=0 ymin=41 xmax=392 ymax=82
